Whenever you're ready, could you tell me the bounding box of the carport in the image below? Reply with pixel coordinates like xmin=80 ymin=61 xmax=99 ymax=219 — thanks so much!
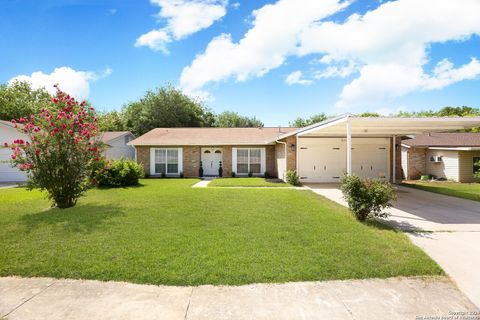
xmin=288 ymin=114 xmax=480 ymax=183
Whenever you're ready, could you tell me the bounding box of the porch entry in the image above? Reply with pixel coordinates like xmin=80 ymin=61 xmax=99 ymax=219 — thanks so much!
xmin=201 ymin=147 xmax=223 ymax=176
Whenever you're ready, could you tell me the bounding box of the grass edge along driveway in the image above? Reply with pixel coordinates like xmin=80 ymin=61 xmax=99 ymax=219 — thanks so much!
xmin=402 ymin=180 xmax=480 ymax=202
xmin=0 ymin=179 xmax=442 ymax=286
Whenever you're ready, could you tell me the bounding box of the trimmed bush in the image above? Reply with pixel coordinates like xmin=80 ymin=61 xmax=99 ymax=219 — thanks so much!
xmin=341 ymin=174 xmax=397 ymax=221
xmin=286 ymin=170 xmax=300 ymax=186
xmin=92 ymin=158 xmax=144 ymax=187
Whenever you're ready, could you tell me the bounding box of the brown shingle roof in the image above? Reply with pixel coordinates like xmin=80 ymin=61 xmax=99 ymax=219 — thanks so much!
xmin=402 ymin=132 xmax=480 ymax=147
xmin=129 ymin=127 xmax=298 ymax=146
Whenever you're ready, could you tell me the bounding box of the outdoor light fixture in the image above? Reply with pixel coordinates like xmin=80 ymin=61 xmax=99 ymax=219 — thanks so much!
xmin=290 ymin=144 xmax=296 ymax=151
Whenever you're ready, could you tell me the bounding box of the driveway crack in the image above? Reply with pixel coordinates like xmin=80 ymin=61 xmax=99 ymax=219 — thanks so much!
xmin=183 ymin=287 xmax=194 ymax=320
xmin=2 ymin=280 xmax=56 ymax=318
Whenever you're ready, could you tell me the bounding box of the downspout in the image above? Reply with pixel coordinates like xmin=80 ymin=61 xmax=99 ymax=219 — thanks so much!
xmin=276 ymin=139 xmax=287 ymax=181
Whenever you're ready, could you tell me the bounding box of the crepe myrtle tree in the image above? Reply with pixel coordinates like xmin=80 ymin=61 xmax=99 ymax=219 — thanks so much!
xmin=3 ymin=86 xmax=104 ymax=208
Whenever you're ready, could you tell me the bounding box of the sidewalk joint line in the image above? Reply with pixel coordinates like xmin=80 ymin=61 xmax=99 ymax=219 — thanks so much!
xmin=183 ymin=287 xmax=194 ymax=320
xmin=2 ymin=280 xmax=56 ymax=318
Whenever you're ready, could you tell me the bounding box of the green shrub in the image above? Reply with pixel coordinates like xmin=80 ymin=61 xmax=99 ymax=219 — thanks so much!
xmin=340 ymin=174 xmax=397 ymax=221
xmin=474 ymin=160 xmax=480 ymax=178
xmin=286 ymin=170 xmax=300 ymax=186
xmin=231 ymin=171 xmax=236 ymax=178
xmin=264 ymin=171 xmax=271 ymax=179
xmin=248 ymin=171 xmax=253 ymax=177
xmin=92 ymin=158 xmax=144 ymax=188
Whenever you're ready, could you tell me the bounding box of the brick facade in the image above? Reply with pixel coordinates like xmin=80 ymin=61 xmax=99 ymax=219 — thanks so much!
xmin=406 ymin=147 xmax=427 ymax=180
xmin=136 ymin=146 xmax=150 ymax=176
xmin=183 ymin=146 xmax=201 ymax=177
xmin=135 ymin=145 xmax=277 ymax=178
xmin=286 ymin=136 xmax=297 ymax=171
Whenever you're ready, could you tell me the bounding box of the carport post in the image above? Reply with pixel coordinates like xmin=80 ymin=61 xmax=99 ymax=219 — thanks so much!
xmin=346 ymin=119 xmax=352 ymax=176
xmin=392 ymin=135 xmax=396 ymax=183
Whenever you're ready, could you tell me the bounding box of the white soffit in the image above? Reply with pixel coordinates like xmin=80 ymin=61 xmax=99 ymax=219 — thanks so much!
xmin=298 ymin=116 xmax=480 ymax=137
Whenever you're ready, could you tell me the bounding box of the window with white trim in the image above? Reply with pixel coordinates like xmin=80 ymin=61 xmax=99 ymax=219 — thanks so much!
xmin=154 ymin=148 xmax=180 ymax=174
xmin=236 ymin=148 xmax=262 ymax=174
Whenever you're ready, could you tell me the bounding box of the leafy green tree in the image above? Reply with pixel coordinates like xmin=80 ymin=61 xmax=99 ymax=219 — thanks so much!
xmin=289 ymin=113 xmax=327 ymax=127
xmin=214 ymin=111 xmax=263 ymax=127
xmin=97 ymin=111 xmax=125 ymax=132
xmin=358 ymin=112 xmax=380 ymax=117
xmin=0 ymin=81 xmax=51 ymax=121
xmin=122 ymin=86 xmax=215 ymax=136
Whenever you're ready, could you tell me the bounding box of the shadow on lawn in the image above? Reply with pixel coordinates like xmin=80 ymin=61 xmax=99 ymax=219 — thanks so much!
xmin=20 ymin=203 xmax=126 ymax=234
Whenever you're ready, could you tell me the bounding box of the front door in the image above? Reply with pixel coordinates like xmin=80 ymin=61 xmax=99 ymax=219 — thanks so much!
xmin=201 ymin=147 xmax=223 ymax=176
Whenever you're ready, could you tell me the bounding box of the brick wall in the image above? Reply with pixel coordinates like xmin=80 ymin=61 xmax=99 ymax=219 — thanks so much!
xmin=136 ymin=146 xmax=150 ymax=175
xmin=222 ymin=146 xmax=232 ymax=177
xmin=183 ymin=146 xmax=200 ymax=177
xmin=136 ymin=145 xmax=275 ymax=178
xmin=407 ymin=147 xmax=427 ymax=180
xmin=285 ymin=136 xmax=297 ymax=171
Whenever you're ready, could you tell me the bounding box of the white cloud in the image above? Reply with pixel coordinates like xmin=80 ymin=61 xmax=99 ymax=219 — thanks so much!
xmin=181 ymin=0 xmax=480 ymax=107
xmin=9 ymin=67 xmax=111 ymax=99
xmin=296 ymin=0 xmax=480 ymax=108
xmin=180 ymin=0 xmax=348 ymax=93
xmin=135 ymin=0 xmax=228 ymax=53
xmin=314 ymin=60 xmax=356 ymax=79
xmin=424 ymin=57 xmax=480 ymax=90
xmin=285 ymin=70 xmax=312 ymax=85
xmin=231 ymin=2 xmax=240 ymax=9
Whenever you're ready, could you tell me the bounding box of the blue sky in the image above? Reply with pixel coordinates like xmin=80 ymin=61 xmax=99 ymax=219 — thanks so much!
xmin=1 ymin=0 xmax=479 ymax=126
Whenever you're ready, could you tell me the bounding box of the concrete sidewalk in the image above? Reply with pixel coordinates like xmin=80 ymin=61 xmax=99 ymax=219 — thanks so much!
xmin=0 ymin=276 xmax=477 ymax=320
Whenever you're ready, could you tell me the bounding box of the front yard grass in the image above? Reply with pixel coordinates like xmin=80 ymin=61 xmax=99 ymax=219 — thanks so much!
xmin=403 ymin=180 xmax=480 ymax=202
xmin=209 ymin=177 xmax=289 ymax=187
xmin=0 ymin=179 xmax=441 ymax=286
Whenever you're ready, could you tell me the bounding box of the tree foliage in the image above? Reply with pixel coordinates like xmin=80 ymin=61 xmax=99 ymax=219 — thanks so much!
xmin=214 ymin=111 xmax=263 ymax=127
xmin=122 ymin=86 xmax=215 ymax=136
xmin=97 ymin=111 xmax=125 ymax=132
xmin=0 ymin=81 xmax=51 ymax=121
xmin=3 ymin=87 xmax=104 ymax=208
xmin=289 ymin=113 xmax=327 ymax=127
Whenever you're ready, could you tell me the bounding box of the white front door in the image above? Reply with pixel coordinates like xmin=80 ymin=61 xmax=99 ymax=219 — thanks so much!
xmin=201 ymin=148 xmax=223 ymax=176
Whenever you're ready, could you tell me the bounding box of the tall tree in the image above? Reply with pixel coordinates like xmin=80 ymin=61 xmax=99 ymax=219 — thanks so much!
xmin=97 ymin=111 xmax=125 ymax=132
xmin=0 ymin=81 xmax=51 ymax=121
xmin=122 ymin=86 xmax=215 ymax=136
xmin=289 ymin=113 xmax=327 ymax=127
xmin=214 ymin=111 xmax=263 ymax=127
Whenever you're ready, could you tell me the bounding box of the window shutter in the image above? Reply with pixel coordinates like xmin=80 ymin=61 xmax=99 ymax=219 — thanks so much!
xmin=178 ymin=148 xmax=183 ymax=174
xmin=261 ymin=148 xmax=266 ymax=174
xmin=232 ymin=148 xmax=237 ymax=174
xmin=150 ymin=148 xmax=156 ymax=175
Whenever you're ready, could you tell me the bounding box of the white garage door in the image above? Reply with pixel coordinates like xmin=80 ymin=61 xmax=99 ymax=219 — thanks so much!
xmin=298 ymin=137 xmax=390 ymax=183
xmin=0 ymin=148 xmax=26 ymax=182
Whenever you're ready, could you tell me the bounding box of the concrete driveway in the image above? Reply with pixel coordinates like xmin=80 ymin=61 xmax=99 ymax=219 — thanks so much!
xmin=305 ymin=184 xmax=480 ymax=308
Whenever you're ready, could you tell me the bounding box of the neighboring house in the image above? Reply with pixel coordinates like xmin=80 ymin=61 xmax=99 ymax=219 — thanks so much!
xmin=401 ymin=132 xmax=480 ymax=182
xmin=129 ymin=114 xmax=480 ymax=182
xmin=99 ymin=131 xmax=136 ymax=160
xmin=0 ymin=120 xmax=28 ymax=182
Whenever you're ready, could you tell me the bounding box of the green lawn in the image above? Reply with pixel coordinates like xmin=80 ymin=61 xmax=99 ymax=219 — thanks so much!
xmin=0 ymin=179 xmax=441 ymax=286
xmin=403 ymin=180 xmax=480 ymax=202
xmin=209 ymin=177 xmax=289 ymax=187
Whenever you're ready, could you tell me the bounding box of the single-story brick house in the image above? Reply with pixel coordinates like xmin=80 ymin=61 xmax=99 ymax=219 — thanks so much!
xmin=129 ymin=114 xmax=480 ymax=183
xmin=401 ymin=132 xmax=480 ymax=182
